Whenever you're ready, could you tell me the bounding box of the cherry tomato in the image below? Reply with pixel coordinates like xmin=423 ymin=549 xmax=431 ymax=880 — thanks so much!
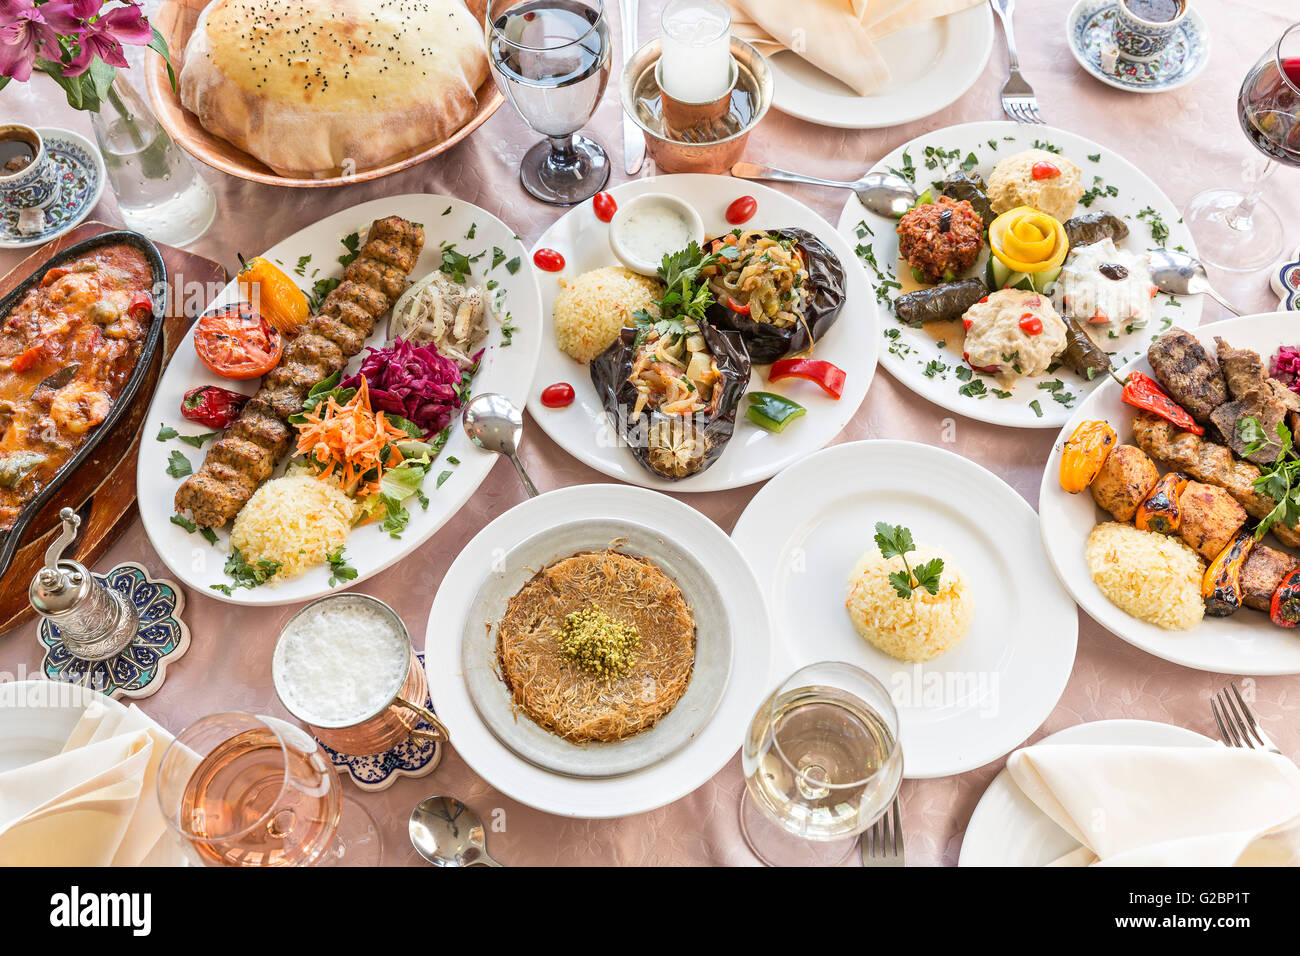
xmin=541 ymin=382 xmax=575 ymax=408
xmin=1031 ymin=161 xmax=1061 ymax=181
xmin=194 ymin=302 xmax=282 ymax=380
xmin=1019 ymin=313 xmax=1043 ymax=336
xmin=725 ymin=195 xmax=757 ymax=226
xmin=593 ymin=191 xmax=617 ymax=223
xmin=533 ymin=248 xmax=566 ymax=272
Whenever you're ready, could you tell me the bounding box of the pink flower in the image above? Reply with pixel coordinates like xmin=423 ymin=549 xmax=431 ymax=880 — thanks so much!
xmin=61 ymin=2 xmax=154 ymax=76
xmin=0 ymin=1 xmax=62 ymax=82
xmin=39 ymin=0 xmax=106 ymax=33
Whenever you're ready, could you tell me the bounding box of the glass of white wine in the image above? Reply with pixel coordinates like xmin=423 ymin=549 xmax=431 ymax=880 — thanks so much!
xmin=156 ymin=712 xmax=381 ymax=867
xmin=741 ymin=661 xmax=902 ymax=867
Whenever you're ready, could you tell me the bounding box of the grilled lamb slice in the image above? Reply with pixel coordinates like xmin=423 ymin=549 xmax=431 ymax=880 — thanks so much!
xmin=1147 ymin=330 xmax=1228 ymax=424
xmin=1241 ymin=544 xmax=1300 ymax=612
xmin=1177 ymin=481 xmax=1248 ymax=560
xmin=1216 ymin=337 xmax=1268 ymax=400
xmin=1209 ymin=389 xmax=1287 ymax=465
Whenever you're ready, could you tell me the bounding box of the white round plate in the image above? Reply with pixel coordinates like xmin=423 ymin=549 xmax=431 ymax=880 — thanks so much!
xmin=836 ymin=120 xmax=1201 ymax=430
xmin=959 ymin=719 xmax=1215 ymax=866
xmin=1040 ymin=310 xmax=1300 ymax=675
xmin=731 ymin=440 xmax=1078 ymax=778
xmin=0 ymin=680 xmax=125 ymax=773
xmin=138 ymin=194 xmax=542 ymax=606
xmin=765 ymin=4 xmax=993 ymax=129
xmin=425 ymin=484 xmax=771 ymax=818
xmin=528 ymin=173 xmax=878 ymax=493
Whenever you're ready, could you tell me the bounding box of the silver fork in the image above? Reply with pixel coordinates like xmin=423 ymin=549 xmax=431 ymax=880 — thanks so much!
xmin=1211 ymin=683 xmax=1283 ymax=755
xmin=861 ymin=796 xmax=904 ymax=866
xmin=989 ymin=0 xmax=1044 ymax=124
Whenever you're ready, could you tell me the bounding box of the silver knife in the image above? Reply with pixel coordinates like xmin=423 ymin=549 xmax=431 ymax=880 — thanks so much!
xmin=620 ymin=0 xmax=644 ymax=176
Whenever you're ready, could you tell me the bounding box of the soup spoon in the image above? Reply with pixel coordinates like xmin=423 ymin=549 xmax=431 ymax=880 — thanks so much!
xmin=409 ymin=796 xmax=502 ymax=867
xmin=1147 ymin=248 xmax=1246 ymax=316
xmin=462 ymin=393 xmax=539 ymax=498
xmin=730 ymin=162 xmax=918 ymax=218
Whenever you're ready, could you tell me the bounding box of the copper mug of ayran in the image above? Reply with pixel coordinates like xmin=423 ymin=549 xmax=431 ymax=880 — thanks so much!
xmin=271 ymin=593 xmax=448 ymax=756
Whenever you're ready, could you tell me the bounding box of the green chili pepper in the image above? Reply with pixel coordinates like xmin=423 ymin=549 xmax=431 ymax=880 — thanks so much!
xmin=746 ymin=392 xmax=806 ymax=433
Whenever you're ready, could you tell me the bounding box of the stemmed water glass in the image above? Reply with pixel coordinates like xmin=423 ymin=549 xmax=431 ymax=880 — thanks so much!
xmin=485 ymin=0 xmax=613 ymax=205
xmin=1185 ymin=21 xmax=1300 ymax=272
xmin=155 ymin=712 xmax=381 ymax=867
xmin=740 ymin=661 xmax=903 ymax=867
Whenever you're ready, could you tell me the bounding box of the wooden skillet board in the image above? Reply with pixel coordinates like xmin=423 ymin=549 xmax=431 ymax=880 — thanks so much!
xmin=0 ymin=222 xmax=226 ymax=635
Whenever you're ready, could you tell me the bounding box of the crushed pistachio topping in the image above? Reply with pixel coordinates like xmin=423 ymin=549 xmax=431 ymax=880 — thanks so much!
xmin=555 ymin=605 xmax=641 ymax=680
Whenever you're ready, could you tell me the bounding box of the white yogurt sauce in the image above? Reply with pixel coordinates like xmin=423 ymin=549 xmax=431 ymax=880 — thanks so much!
xmin=273 ymin=599 xmax=409 ymax=725
xmin=617 ymin=201 xmax=697 ymax=265
xmin=1058 ymin=238 xmax=1156 ymax=326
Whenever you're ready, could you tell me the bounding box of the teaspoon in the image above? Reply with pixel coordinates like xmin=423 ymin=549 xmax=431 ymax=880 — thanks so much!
xmin=409 ymin=796 xmax=502 ymax=867
xmin=461 ymin=392 xmax=540 ymax=498
xmin=730 ymin=162 xmax=918 ymax=218
xmin=1147 ymin=248 xmax=1246 ymax=316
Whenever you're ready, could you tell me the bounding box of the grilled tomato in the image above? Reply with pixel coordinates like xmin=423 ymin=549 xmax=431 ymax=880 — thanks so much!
xmin=194 ymin=302 xmax=282 ymax=380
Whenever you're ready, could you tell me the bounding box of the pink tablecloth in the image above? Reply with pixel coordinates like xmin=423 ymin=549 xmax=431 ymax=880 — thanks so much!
xmin=2 ymin=0 xmax=1299 ymax=867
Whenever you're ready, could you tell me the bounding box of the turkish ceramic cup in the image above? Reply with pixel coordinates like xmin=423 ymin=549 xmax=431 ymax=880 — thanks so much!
xmin=1113 ymin=0 xmax=1188 ymax=60
xmin=271 ymin=593 xmax=449 ymax=756
xmin=0 ymin=125 xmax=60 ymax=213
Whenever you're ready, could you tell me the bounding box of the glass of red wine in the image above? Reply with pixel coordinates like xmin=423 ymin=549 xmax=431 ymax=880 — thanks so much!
xmin=1186 ymin=21 xmax=1300 ymax=272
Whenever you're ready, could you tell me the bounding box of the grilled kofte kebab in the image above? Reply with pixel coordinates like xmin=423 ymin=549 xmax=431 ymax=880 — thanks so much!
xmin=175 ymin=216 xmax=425 ymax=528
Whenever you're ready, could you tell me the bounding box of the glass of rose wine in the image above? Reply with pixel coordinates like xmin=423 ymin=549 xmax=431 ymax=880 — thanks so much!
xmin=1186 ymin=21 xmax=1300 ymax=271
xmin=156 ymin=712 xmax=381 ymax=867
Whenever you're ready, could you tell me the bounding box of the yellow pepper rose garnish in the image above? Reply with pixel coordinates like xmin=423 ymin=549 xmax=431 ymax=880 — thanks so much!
xmin=989 ymin=206 xmax=1069 ymax=274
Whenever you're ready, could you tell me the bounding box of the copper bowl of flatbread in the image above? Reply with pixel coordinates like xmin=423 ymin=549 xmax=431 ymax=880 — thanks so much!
xmin=146 ymin=0 xmax=504 ymax=187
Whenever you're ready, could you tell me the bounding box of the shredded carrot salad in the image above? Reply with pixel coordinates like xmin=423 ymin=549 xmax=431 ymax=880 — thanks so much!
xmin=293 ymin=378 xmax=409 ymax=499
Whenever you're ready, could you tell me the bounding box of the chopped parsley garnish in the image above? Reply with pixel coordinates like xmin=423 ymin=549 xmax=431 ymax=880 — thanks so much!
xmin=874 ymin=522 xmax=944 ymax=599
xmin=326 ymin=545 xmax=357 ymax=587
xmin=1029 ymin=399 xmax=1043 ymax=418
xmin=165 ymin=450 xmax=192 ymax=478
xmin=294 ymin=254 xmax=311 ymax=276
xmin=491 ymin=246 xmax=507 ymax=269
xmin=888 ymin=149 xmax=916 ymax=184
xmin=1032 ymin=140 xmax=1062 ymax=154
xmin=170 ymin=513 xmax=196 ymax=533
xmin=1137 ymin=206 xmax=1169 ymax=247
xmin=1087 ymin=153 xmax=1101 ymax=162
xmin=156 ymin=424 xmax=178 ymax=441
xmin=210 ymin=547 xmax=281 ymax=595
xmin=338 ymin=231 xmax=361 ymax=268
xmin=958 ymin=379 xmax=987 ymax=398
xmin=505 ymin=256 xmax=521 ymax=275
xmin=178 ymin=431 xmax=219 ymax=448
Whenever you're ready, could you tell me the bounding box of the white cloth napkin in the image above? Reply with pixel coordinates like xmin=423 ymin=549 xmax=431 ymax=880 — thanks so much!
xmin=723 ymin=0 xmax=984 ymax=96
xmin=0 ymin=703 xmax=187 ymax=866
xmin=1007 ymin=743 xmax=1300 ymax=866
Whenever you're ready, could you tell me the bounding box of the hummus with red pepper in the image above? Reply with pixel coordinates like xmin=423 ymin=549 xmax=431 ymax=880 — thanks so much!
xmin=987 ymin=149 xmax=1084 ymax=223
xmin=962 ymin=289 xmax=1067 ymax=384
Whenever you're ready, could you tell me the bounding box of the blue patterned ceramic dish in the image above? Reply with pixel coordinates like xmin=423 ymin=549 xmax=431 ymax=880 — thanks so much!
xmin=1067 ymin=0 xmax=1208 ymax=94
xmin=0 ymin=128 xmax=106 ymax=249
xmin=39 ymin=563 xmax=190 ymax=700
xmin=1270 ymin=245 xmax=1300 ymax=312
xmin=318 ymin=652 xmax=444 ymax=792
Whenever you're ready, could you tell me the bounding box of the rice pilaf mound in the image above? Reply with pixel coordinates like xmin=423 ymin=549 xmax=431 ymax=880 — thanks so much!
xmin=496 ymin=549 xmax=696 ymax=743
xmin=229 ymin=473 xmax=357 ymax=582
xmin=553 ymin=267 xmax=662 ymax=363
xmin=1086 ymin=522 xmax=1205 ymax=631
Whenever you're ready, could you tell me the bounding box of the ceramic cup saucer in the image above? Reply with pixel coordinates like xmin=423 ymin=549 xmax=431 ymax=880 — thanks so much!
xmin=1067 ymin=0 xmax=1209 ymax=94
xmin=38 ymin=562 xmax=191 ymax=700
xmin=316 ymin=652 xmax=444 ymax=792
xmin=0 ymin=128 xmax=106 ymax=249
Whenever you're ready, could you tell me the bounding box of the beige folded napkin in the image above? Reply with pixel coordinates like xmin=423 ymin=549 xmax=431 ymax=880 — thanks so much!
xmin=0 ymin=704 xmax=186 ymax=867
xmin=724 ymin=0 xmax=984 ymax=96
xmin=1008 ymin=744 xmax=1300 ymax=866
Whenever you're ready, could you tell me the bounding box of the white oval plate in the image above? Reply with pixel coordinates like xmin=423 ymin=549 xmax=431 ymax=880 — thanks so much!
xmin=959 ymin=719 xmax=1216 ymax=866
xmin=836 ymin=120 xmax=1201 ymax=430
xmin=765 ymin=4 xmax=993 ymax=129
xmin=425 ymin=484 xmax=772 ymax=818
xmin=138 ymin=194 xmax=542 ymax=606
xmin=1039 ymin=311 xmax=1300 ymax=675
xmin=528 ymin=174 xmax=878 ymax=493
xmin=731 ymin=440 xmax=1078 ymax=778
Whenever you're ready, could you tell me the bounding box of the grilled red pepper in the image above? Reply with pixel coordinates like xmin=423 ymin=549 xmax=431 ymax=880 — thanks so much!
xmin=769 ymin=358 xmax=846 ymax=399
xmin=181 ymin=385 xmax=249 ymax=429
xmin=1121 ymin=371 xmax=1204 ymax=435
xmin=726 ymin=296 xmax=750 ymax=316
xmin=1270 ymin=568 xmax=1300 ymax=628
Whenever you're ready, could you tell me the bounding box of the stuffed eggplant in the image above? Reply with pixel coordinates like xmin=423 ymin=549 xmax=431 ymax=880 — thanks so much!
xmin=700 ymin=228 xmax=846 ymax=364
xmin=893 ymin=277 xmax=987 ymax=327
xmin=590 ymin=320 xmax=751 ymax=481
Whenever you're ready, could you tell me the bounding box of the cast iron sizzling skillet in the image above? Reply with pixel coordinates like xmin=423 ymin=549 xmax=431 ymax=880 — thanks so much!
xmin=0 ymin=231 xmax=168 ymax=580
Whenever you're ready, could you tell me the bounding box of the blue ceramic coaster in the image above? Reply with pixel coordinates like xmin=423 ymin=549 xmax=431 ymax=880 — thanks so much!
xmin=1271 ymin=245 xmax=1300 ymax=312
xmin=0 ymin=128 xmax=106 ymax=249
xmin=1067 ymin=0 xmax=1208 ymax=94
xmin=38 ymin=562 xmax=190 ymax=700
xmin=318 ymin=652 xmax=444 ymax=792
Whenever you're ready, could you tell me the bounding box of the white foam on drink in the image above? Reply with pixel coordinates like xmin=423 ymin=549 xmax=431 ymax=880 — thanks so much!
xmin=273 ymin=600 xmax=409 ymax=726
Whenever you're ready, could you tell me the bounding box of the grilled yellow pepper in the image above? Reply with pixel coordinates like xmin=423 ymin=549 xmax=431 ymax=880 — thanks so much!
xmin=1059 ymin=420 xmax=1117 ymax=494
xmin=1135 ymin=472 xmax=1189 ymax=535
xmin=236 ymin=256 xmax=309 ymax=335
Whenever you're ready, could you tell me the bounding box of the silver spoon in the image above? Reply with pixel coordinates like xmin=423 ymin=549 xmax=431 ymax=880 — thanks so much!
xmin=409 ymin=796 xmax=502 ymax=867
xmin=1147 ymin=248 xmax=1246 ymax=316
xmin=730 ymin=162 xmax=918 ymax=218
xmin=462 ymin=392 xmax=539 ymax=498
